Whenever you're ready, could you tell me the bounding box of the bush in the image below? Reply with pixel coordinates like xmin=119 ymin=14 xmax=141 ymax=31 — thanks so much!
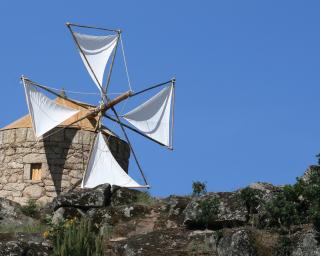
xmin=197 ymin=197 xmax=220 ymax=229
xmin=192 ymin=181 xmax=207 ymax=196
xmin=239 ymin=188 xmax=262 ymax=215
xmin=52 ymin=218 xmax=104 ymax=256
xmin=21 ymin=199 xmax=38 ymax=218
xmin=266 ymin=185 xmax=301 ymax=232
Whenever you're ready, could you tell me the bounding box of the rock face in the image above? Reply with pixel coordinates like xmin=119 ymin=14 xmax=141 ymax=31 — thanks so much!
xmin=217 ymin=229 xmax=256 ymax=256
xmin=183 ymin=192 xmax=247 ymax=229
xmin=0 ymin=127 xmax=130 ymax=205
xmin=51 ymin=184 xmax=111 ymax=210
xmin=0 ymin=198 xmax=35 ymax=226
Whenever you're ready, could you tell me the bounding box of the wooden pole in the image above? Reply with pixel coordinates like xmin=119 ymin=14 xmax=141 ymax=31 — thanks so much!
xmin=131 ymin=79 xmax=172 ymax=97
xmin=21 ymin=77 xmax=93 ymax=109
xmin=105 ymin=32 xmax=121 ymax=94
xmin=66 ymin=22 xmax=121 ymax=33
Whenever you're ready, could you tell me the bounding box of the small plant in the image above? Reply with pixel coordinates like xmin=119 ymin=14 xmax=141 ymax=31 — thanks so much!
xmin=192 ymin=181 xmax=207 ymax=196
xmin=197 ymin=197 xmax=220 ymax=229
xmin=52 ymin=218 xmax=104 ymax=256
xmin=135 ymin=191 xmax=158 ymax=206
xmin=21 ymin=199 xmax=38 ymax=218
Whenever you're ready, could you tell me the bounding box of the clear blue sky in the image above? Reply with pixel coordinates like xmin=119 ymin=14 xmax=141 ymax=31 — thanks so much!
xmin=1 ymin=1 xmax=320 ymax=196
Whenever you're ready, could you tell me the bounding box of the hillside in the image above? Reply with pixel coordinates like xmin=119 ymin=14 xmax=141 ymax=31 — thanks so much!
xmin=1 ymin=166 xmax=320 ymax=255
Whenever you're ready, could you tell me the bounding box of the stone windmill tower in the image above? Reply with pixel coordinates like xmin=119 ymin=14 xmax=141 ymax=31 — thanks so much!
xmin=0 ymin=22 xmax=175 ymax=205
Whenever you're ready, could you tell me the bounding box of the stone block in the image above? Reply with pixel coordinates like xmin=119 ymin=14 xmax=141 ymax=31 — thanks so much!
xmin=37 ymin=196 xmax=53 ymax=206
xmin=23 ymin=164 xmax=31 ymax=180
xmin=23 ymin=185 xmax=45 ymax=198
xmin=46 ymin=191 xmax=58 ymax=197
xmin=26 ymin=128 xmax=36 ymax=142
xmin=3 ymin=183 xmax=25 ymax=191
xmin=23 ymin=153 xmax=47 ymax=163
xmin=2 ymin=130 xmax=15 ymax=144
xmin=5 ymin=147 xmax=16 ymax=156
xmin=82 ymin=132 xmax=93 ymax=145
xmin=15 ymin=128 xmax=27 ymax=142
xmin=8 ymin=162 xmax=23 ymax=169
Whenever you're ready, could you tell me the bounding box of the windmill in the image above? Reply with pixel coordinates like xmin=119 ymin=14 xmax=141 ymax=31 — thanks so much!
xmin=20 ymin=23 xmax=175 ymax=189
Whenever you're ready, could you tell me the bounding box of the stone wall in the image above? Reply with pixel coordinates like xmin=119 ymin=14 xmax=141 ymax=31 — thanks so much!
xmin=0 ymin=127 xmax=130 ymax=205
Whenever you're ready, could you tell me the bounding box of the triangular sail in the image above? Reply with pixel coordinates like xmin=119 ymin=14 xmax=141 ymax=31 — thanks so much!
xmin=123 ymin=85 xmax=174 ymax=148
xmin=23 ymin=80 xmax=80 ymax=137
xmin=73 ymin=32 xmax=118 ymax=92
xmin=82 ymin=132 xmax=146 ymax=188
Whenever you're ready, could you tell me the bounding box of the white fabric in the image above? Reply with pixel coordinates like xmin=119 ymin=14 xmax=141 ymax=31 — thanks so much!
xmin=23 ymin=81 xmax=80 ymax=137
xmin=73 ymin=32 xmax=118 ymax=92
xmin=123 ymin=85 xmax=174 ymax=148
xmin=81 ymin=132 xmax=144 ymax=188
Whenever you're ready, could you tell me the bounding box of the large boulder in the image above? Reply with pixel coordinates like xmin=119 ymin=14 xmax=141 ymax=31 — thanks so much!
xmin=217 ymin=229 xmax=257 ymax=256
xmin=110 ymin=186 xmax=144 ymax=206
xmin=51 ymin=184 xmax=111 ymax=210
xmin=0 ymin=197 xmax=35 ymax=227
xmin=183 ymin=192 xmax=247 ymax=229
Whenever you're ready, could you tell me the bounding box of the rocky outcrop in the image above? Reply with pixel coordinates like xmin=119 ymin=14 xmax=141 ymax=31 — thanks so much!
xmin=2 ymin=167 xmax=320 ymax=255
xmin=183 ymin=192 xmax=247 ymax=229
xmin=51 ymin=184 xmax=111 ymax=210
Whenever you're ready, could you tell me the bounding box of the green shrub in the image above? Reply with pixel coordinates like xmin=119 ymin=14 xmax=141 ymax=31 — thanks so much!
xmin=239 ymin=187 xmax=262 ymax=215
xmin=198 ymin=197 xmax=220 ymax=228
xmin=135 ymin=191 xmax=158 ymax=206
xmin=52 ymin=218 xmax=104 ymax=256
xmin=266 ymin=185 xmax=301 ymax=232
xmin=192 ymin=181 xmax=207 ymax=196
xmin=21 ymin=199 xmax=38 ymax=218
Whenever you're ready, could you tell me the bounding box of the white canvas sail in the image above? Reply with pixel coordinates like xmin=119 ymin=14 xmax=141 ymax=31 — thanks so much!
xmin=82 ymin=132 xmax=145 ymax=188
xmin=73 ymin=32 xmax=118 ymax=92
xmin=23 ymin=81 xmax=80 ymax=137
xmin=123 ymin=85 xmax=174 ymax=148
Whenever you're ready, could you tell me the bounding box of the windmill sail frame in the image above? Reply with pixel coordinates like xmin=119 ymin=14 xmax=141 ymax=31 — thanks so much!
xmin=20 ymin=23 xmax=176 ymax=190
xmin=66 ymin=23 xmax=120 ymax=98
